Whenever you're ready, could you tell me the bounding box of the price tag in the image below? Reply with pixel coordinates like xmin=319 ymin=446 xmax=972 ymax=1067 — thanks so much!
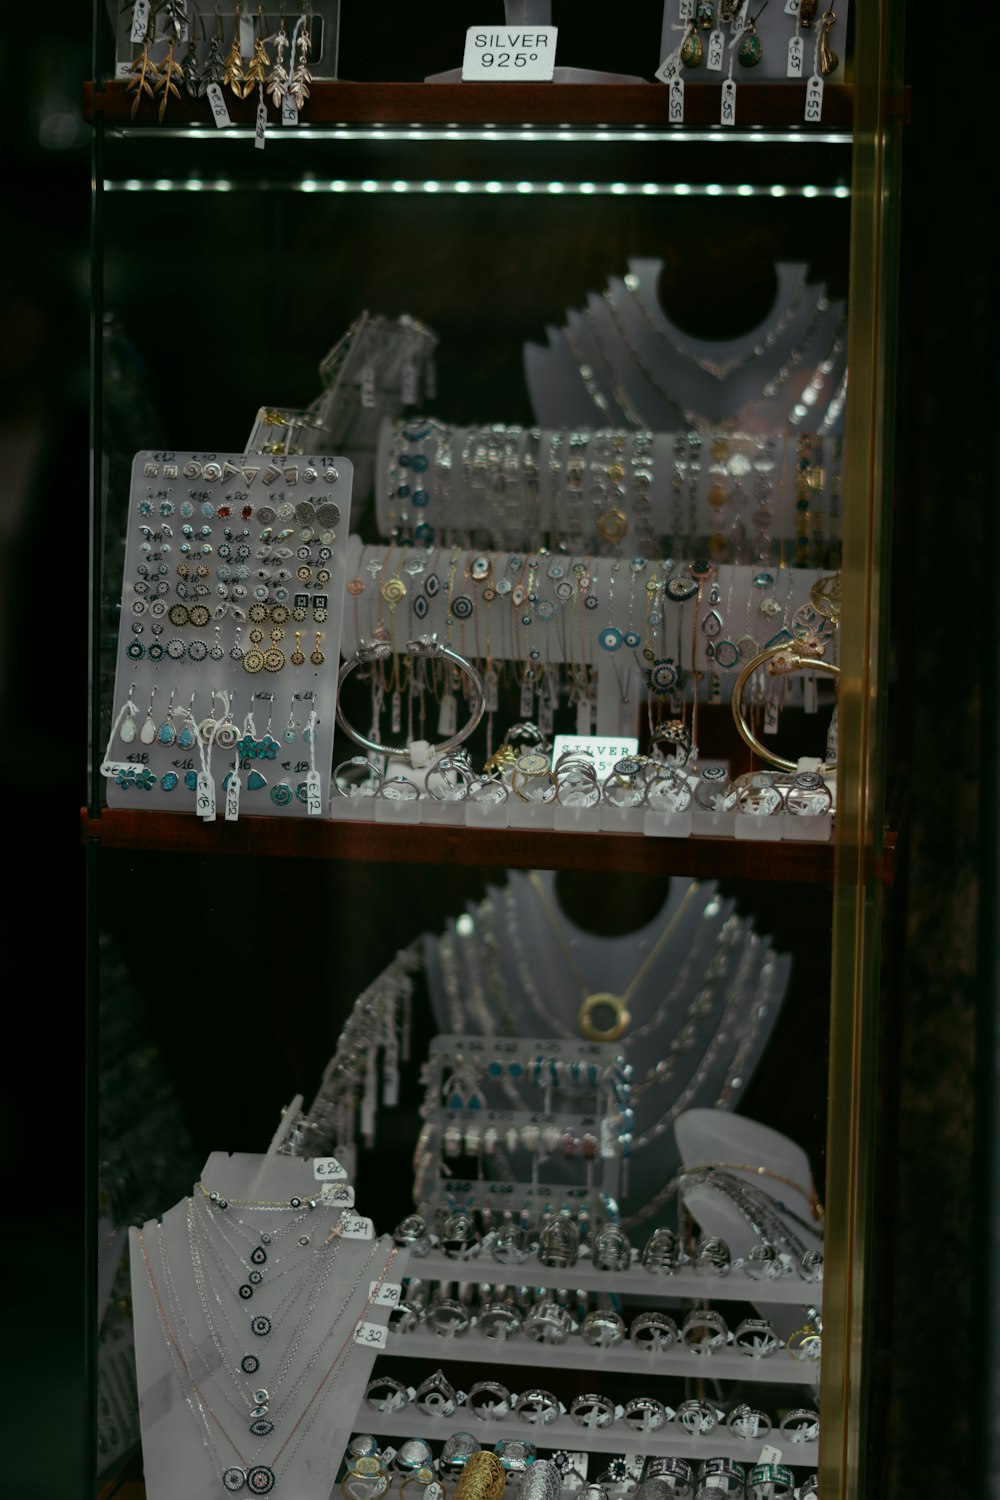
xmin=668 ymin=76 xmax=685 ymax=123
xmin=655 ymin=53 xmax=681 ymax=84
xmin=400 ymin=363 xmax=417 ymax=405
xmin=101 ymin=760 xmax=134 ymax=778
xmin=787 ymin=34 xmax=804 ymax=74
xmin=353 ymin=1320 xmax=388 ymax=1349
xmin=255 ymin=99 xmax=267 ymax=150
xmin=116 ymin=61 xmax=132 ymax=78
xmin=305 ymin=768 xmax=322 ymax=817
xmin=197 ymin=771 xmax=216 ymax=821
xmin=537 ymin=697 xmax=553 ymax=736
xmin=721 ymin=77 xmax=737 ymax=125
xmin=282 ymin=94 xmax=298 ymax=125
xmin=313 ymin=1156 xmax=348 ymax=1181
xmin=225 ymin=772 xmax=241 ymax=821
xmin=206 ymin=82 xmax=233 ymax=128
xmin=340 ymin=1214 xmax=374 ymax=1239
xmin=320 ymin=1182 xmax=355 ymax=1207
xmin=803 ymin=673 xmax=818 ymax=713
xmin=462 ymin=25 xmax=557 ymax=80
xmin=764 ymin=699 xmax=780 ymax=734
xmin=733 ymin=0 xmax=750 ymax=33
xmin=679 ymin=0 xmax=695 ymax=15
xmin=484 ymin=667 xmax=499 ymax=712
xmin=369 ymin=1281 xmax=402 ymax=1306
xmin=757 ymin=788 xmax=782 ymax=816
xmin=759 ymin=1445 xmax=783 ymax=1466
xmin=131 ymin=0 xmax=151 ymax=42
xmin=360 ymin=365 xmax=376 ymax=408
xmin=519 ymin=678 xmax=535 ymax=718
xmin=805 ymin=73 xmax=824 ymax=121
xmin=383 ymin=1065 xmax=399 ymax=1107
xmin=707 ymin=29 xmax=724 ymax=68
xmin=785 ymin=0 xmax=800 ymax=12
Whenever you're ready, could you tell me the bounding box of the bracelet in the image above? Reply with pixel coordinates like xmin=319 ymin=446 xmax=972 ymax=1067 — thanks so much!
xmin=336 ymin=635 xmax=484 ymax=762
xmin=731 ymin=642 xmax=839 ymax=772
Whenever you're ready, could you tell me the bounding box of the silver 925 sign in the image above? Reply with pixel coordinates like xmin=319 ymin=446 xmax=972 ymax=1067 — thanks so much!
xmin=462 ymin=26 xmax=557 ymax=80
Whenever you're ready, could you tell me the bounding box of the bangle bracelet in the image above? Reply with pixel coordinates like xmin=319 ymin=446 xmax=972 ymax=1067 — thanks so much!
xmin=731 ymin=642 xmax=839 ymax=772
xmin=336 ymin=634 xmax=485 ymax=761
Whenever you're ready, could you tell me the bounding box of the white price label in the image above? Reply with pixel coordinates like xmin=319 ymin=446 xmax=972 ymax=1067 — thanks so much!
xmin=655 ymin=53 xmax=681 ymax=84
xmin=679 ymin=0 xmax=695 ymax=16
xmin=102 ymin=760 xmax=134 ymax=778
xmin=281 ymin=94 xmax=298 ymax=125
xmin=116 ymin=61 xmax=132 ymax=78
xmin=757 ymin=789 xmax=782 ymax=816
xmin=197 ymin=771 xmax=216 ymax=821
xmin=360 ymin=364 xmax=376 ymax=408
xmin=313 ymin=1156 xmax=348 ymax=1181
xmin=354 ymin=1320 xmax=388 ymax=1349
xmin=759 ymin=1444 xmax=783 ymax=1466
xmin=787 ymin=34 xmax=804 ymax=76
xmin=255 ymin=100 xmax=267 ymax=150
xmin=206 ymin=83 xmax=233 ymax=127
xmin=131 ymin=0 xmax=151 ymax=42
xmin=805 ymin=73 xmax=825 ymax=121
xmin=340 ymin=1214 xmax=374 ymax=1239
xmin=803 ymin=673 xmax=818 ymax=713
xmin=461 ymin=25 xmax=557 ymax=81
xmin=305 ymin=768 xmax=322 ymax=817
xmin=721 ymin=77 xmax=737 ymax=125
xmin=668 ymin=76 xmax=685 ymax=123
xmin=320 ymin=1182 xmax=355 ymax=1207
xmin=707 ymin=29 xmax=724 ymax=68
xmin=733 ymin=0 xmax=750 ymax=33
xmin=764 ymin=699 xmax=780 ymax=734
xmin=400 ymin=363 xmax=418 ymax=405
xmin=437 ymin=694 xmax=457 ymax=738
xmin=225 ymin=772 xmax=241 ymax=821
xmin=369 ymin=1281 xmax=402 ymax=1306
xmin=785 ymin=0 xmax=800 ymax=12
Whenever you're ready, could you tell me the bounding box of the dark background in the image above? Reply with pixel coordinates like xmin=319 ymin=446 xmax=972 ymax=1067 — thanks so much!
xmin=7 ymin=3 xmax=993 ymax=1496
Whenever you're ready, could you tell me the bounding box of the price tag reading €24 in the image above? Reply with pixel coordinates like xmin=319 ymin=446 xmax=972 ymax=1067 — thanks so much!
xmin=462 ymin=26 xmax=557 ymax=80
xmin=340 ymin=1214 xmax=374 ymax=1239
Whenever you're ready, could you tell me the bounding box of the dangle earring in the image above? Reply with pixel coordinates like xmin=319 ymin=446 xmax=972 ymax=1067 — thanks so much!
xmin=182 ymin=4 xmax=206 ymax=95
xmin=283 ymin=704 xmax=298 ymax=743
xmin=819 ymin=10 xmax=838 ymax=75
xmin=310 ymin=632 xmax=325 ymax=665
xmin=154 ymin=3 xmax=187 ymax=120
xmin=266 ymin=9 xmax=290 ymax=106
xmin=177 ymin=693 xmax=198 ymax=750
xmin=223 ymin=3 xmax=246 ymax=95
xmin=288 ymin=4 xmax=312 ymax=109
xmin=230 ymin=624 xmax=244 ymax=662
xmin=210 ymin=624 xmax=225 ymax=661
xmin=242 ymin=3 xmax=270 ymax=97
xmin=290 ymin=630 xmax=305 ymax=666
xmin=203 ymin=5 xmax=227 ymax=86
xmin=139 ymin=686 xmax=158 ymax=746
xmin=126 ymin=11 xmax=156 ymax=118
xmin=118 ymin=685 xmax=139 ymax=746
xmin=737 ymin=1 xmax=768 ymax=66
xmin=157 ymin=688 xmax=178 ymax=746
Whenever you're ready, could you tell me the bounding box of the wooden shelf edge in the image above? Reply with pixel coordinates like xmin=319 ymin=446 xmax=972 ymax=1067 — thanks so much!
xmin=85 ymin=77 xmax=860 ymax=129
xmin=80 ymin=805 xmax=852 ymax=882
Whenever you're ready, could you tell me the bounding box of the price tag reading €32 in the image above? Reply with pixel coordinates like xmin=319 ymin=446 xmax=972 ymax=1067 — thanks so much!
xmin=462 ymin=26 xmax=557 ymax=81
xmin=312 ymin=1156 xmax=348 ymax=1181
xmin=354 ymin=1321 xmax=388 ymax=1349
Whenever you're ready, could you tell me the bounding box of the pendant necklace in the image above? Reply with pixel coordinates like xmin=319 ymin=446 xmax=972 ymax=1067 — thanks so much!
xmin=138 ymin=1225 xmax=399 ymax=1496
xmin=525 ymin=873 xmax=703 ymax=1042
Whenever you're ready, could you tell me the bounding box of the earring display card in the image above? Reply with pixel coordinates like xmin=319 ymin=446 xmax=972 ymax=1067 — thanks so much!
xmin=104 ymin=449 xmax=353 ymax=818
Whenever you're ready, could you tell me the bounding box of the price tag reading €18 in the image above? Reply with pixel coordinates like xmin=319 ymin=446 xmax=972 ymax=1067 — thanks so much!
xmin=462 ymin=26 xmax=557 ymax=81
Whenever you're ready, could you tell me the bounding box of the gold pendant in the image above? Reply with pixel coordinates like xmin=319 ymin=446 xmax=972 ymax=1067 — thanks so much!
xmin=579 ymin=991 xmax=630 ymax=1042
xmin=819 ymin=11 xmax=839 ymax=76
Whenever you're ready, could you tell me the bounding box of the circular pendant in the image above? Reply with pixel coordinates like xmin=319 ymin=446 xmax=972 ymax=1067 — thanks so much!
xmin=250 ymin=1247 xmax=267 ymax=1265
xmin=247 ymin=1466 xmax=275 ymax=1494
xmin=223 ymin=1467 xmax=247 ymax=1492
xmin=251 ymin=1315 xmax=271 ymax=1337
xmin=241 ymin=1354 xmax=260 ymax=1374
xmin=239 ymin=1284 xmax=254 ymax=1300
xmin=579 ymin=991 xmax=629 ymax=1042
xmin=599 ymin=627 xmax=623 ymax=652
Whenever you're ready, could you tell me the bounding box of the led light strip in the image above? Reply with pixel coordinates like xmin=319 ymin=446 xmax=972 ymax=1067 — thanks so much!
xmin=108 ymin=177 xmax=850 ymax=198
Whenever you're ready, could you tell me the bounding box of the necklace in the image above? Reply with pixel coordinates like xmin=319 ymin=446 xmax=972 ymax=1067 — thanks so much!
xmin=139 ymin=1225 xmax=398 ymax=1496
xmin=526 ymin=873 xmax=702 ymax=1042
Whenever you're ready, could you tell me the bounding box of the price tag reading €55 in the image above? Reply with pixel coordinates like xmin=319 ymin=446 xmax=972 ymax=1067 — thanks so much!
xmin=354 ymin=1321 xmax=388 ymax=1349
xmin=320 ymin=1183 xmax=355 ymax=1207
xmin=312 ymin=1156 xmax=348 ymax=1181
xmin=340 ymin=1214 xmax=374 ymax=1239
xmin=462 ymin=26 xmax=557 ymax=81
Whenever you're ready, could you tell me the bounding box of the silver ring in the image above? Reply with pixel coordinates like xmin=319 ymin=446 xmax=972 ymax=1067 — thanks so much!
xmin=674 ymin=1398 xmax=718 ymax=1436
xmin=622 ymin=1395 xmax=668 ymax=1432
xmin=494 ymin=1437 xmax=538 ymax=1472
xmin=438 ymin=1431 xmax=481 ymax=1477
xmin=630 ymin=1309 xmax=679 ymax=1351
xmin=733 ymin=1317 xmax=779 ymax=1358
xmin=364 ymin=1375 xmax=409 ymax=1415
xmin=692 ymin=1235 xmax=731 ymax=1276
xmin=779 ymin=1407 xmax=820 ymax=1443
xmin=569 ymin=1393 xmax=616 ymax=1429
xmin=336 ymin=634 xmax=484 ymax=761
xmin=726 ymin=1403 xmax=772 ymax=1441
xmin=591 ymin=1223 xmax=632 ymax=1272
xmin=378 ymin=774 xmax=420 ymax=802
xmin=523 ymin=1299 xmax=572 ymax=1344
xmin=681 ymin=1307 xmax=729 ymax=1354
xmin=465 ymin=1380 xmax=512 ymax=1420
xmin=514 ymin=1388 xmax=561 ymax=1425
xmin=477 ymin=1299 xmax=523 ymax=1341
xmin=696 ymin=1458 xmax=745 ymax=1493
xmin=641 ymin=1225 xmax=683 ymax=1273
xmin=426 ymin=754 xmax=476 ymax=802
xmin=333 ymin=756 xmax=383 ymax=798
xmin=580 ymin=1308 xmax=626 ymax=1348
xmin=392 ymin=1441 xmax=435 ymax=1476
xmin=422 ymin=1299 xmax=471 ymax=1337
xmin=413 ymin=1370 xmax=457 ymax=1415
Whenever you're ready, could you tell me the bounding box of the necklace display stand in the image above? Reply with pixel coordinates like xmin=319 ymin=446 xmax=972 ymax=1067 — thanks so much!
xmin=130 ymin=1151 xmax=401 ymax=1500
xmin=424 ymin=1 xmax=646 ymax=84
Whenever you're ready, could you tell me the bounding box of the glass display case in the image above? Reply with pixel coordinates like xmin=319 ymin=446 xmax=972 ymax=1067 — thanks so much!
xmin=83 ymin=6 xmax=911 ymax=1499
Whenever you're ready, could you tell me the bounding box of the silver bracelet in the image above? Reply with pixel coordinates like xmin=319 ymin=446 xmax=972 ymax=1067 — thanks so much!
xmin=336 ymin=635 xmax=484 ymax=762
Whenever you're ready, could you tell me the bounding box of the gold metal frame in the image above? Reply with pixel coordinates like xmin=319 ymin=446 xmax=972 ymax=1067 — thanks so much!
xmin=821 ymin=3 xmax=906 ymax=1496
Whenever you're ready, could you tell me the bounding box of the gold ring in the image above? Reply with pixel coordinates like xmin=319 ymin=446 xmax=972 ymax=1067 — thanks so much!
xmin=511 ymin=767 xmax=558 ymax=803
xmin=579 ymin=991 xmax=629 ymax=1042
xmin=453 ymin=1452 xmax=506 ymax=1500
xmin=731 ymin=644 xmax=840 ymax=772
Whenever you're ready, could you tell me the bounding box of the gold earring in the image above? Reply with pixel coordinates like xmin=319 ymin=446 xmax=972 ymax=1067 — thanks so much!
xmin=310 ymin=632 xmax=325 ymax=666
xmin=819 ymin=11 xmax=839 ymax=76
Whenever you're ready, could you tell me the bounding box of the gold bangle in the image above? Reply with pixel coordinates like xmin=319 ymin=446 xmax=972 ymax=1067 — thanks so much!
xmin=731 ymin=644 xmax=839 ymax=773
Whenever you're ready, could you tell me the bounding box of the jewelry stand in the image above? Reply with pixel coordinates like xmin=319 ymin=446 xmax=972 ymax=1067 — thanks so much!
xmin=424 ymin=0 xmax=646 ymax=83
xmin=676 ymin=1108 xmax=824 ymax=1340
xmin=130 ymin=1151 xmax=401 ymax=1500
